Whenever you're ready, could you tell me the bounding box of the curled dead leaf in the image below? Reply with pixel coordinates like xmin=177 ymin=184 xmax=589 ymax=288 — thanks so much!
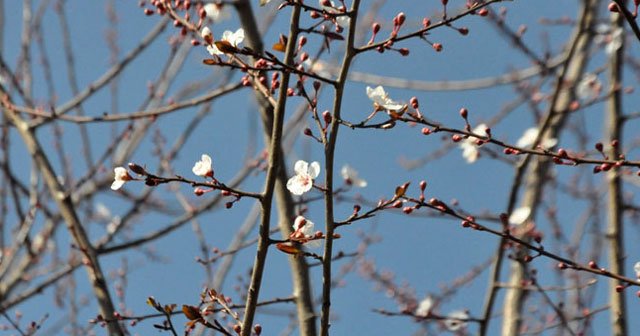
xmin=276 ymin=242 xmax=302 ymax=255
xmin=182 ymin=305 xmax=202 ymax=321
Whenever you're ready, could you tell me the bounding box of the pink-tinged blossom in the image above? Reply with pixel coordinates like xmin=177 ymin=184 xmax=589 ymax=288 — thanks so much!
xmin=594 ymin=24 xmax=624 ymax=55
xmin=459 ymin=123 xmax=487 ymax=164
xmin=366 ymin=86 xmax=406 ymax=111
xmin=111 ymin=167 xmax=132 ymax=190
xmin=444 ymin=310 xmax=469 ymax=331
xmin=516 ymin=127 xmax=557 ymax=149
xmin=292 ymin=216 xmax=321 ymax=248
xmin=207 ymin=28 xmax=245 ymax=55
xmin=576 ymin=73 xmax=602 ymax=101
xmin=286 ymin=160 xmax=320 ymax=195
xmin=192 ymin=154 xmax=213 ymax=177
xmin=341 ymin=164 xmax=367 ymax=187
xmin=201 ymin=26 xmax=213 ymax=45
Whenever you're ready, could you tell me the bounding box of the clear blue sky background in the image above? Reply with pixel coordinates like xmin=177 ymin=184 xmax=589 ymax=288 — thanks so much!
xmin=2 ymin=0 xmax=640 ymax=335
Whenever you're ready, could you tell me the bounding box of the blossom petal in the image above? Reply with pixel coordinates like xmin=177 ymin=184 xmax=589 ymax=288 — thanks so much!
xmin=293 ymin=160 xmax=309 ymax=175
xmin=416 ymin=297 xmax=433 ymax=317
xmin=509 ymin=206 xmax=531 ymax=225
xmin=308 ymin=161 xmax=321 ymax=179
xmin=111 ymin=179 xmax=125 ymax=190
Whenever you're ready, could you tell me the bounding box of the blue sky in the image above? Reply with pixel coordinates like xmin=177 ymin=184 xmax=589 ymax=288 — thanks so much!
xmin=2 ymin=0 xmax=640 ymax=335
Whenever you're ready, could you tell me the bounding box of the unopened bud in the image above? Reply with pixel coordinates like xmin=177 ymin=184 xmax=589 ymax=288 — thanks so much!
xmin=323 ymin=111 xmax=332 ymax=124
xmin=372 ymin=22 xmax=381 ymax=34
xmin=410 ymin=97 xmax=419 ymax=109
xmin=128 ymin=163 xmax=147 ymax=175
xmin=396 ymin=12 xmax=406 ymax=26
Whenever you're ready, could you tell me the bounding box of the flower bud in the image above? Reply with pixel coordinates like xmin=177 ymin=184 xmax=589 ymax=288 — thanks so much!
xmin=595 ymin=142 xmax=604 ymax=152
xmin=410 ymin=96 xmax=419 ymax=109
xmin=128 ymin=163 xmax=147 ymax=175
xmin=323 ymin=110 xmax=332 ymax=124
xmin=396 ymin=12 xmax=406 ymax=26
xmin=372 ymin=22 xmax=381 ymax=34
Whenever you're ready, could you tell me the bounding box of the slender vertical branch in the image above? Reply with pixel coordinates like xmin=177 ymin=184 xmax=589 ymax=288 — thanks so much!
xmin=239 ymin=2 xmax=302 ymax=335
xmin=320 ymin=1 xmax=360 ymax=335
xmin=606 ymin=4 xmax=627 ymax=335
xmin=1 ymin=101 xmax=125 ymax=335
xmin=234 ymin=0 xmax=317 ymax=334
xmin=497 ymin=1 xmax=597 ymax=335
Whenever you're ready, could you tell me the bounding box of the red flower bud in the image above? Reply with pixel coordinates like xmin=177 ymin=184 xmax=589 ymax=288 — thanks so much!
xmin=410 ymin=97 xmax=419 ymax=109
xmin=372 ymin=22 xmax=381 ymax=34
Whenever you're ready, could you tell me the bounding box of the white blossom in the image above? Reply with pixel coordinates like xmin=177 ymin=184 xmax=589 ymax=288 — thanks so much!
xmin=444 ymin=310 xmax=469 ymax=331
xmin=634 ymin=261 xmax=640 ymax=279
xmin=415 ymin=296 xmax=433 ymax=317
xmin=459 ymin=123 xmax=487 ymax=164
xmin=303 ymin=59 xmax=332 ymax=78
xmin=192 ymin=154 xmax=213 ymax=177
xmin=366 ymin=86 xmax=406 ymax=111
xmin=509 ymin=206 xmax=531 ymax=225
xmin=259 ymin=0 xmax=272 ymax=6
xmin=286 ymin=160 xmax=320 ymax=195
xmin=516 ymin=127 xmax=558 ymax=149
xmin=111 ymin=167 xmax=131 ymax=190
xmin=207 ymin=28 xmax=245 ymax=55
xmin=594 ymin=24 xmax=624 ymax=55
xmin=340 ymin=164 xmax=367 ymax=187
xmin=203 ymin=3 xmax=230 ymax=22
xmin=576 ymin=73 xmax=602 ymax=101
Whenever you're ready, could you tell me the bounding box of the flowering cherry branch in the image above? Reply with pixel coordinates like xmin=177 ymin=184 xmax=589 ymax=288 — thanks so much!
xmin=111 ymin=158 xmax=261 ymax=201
